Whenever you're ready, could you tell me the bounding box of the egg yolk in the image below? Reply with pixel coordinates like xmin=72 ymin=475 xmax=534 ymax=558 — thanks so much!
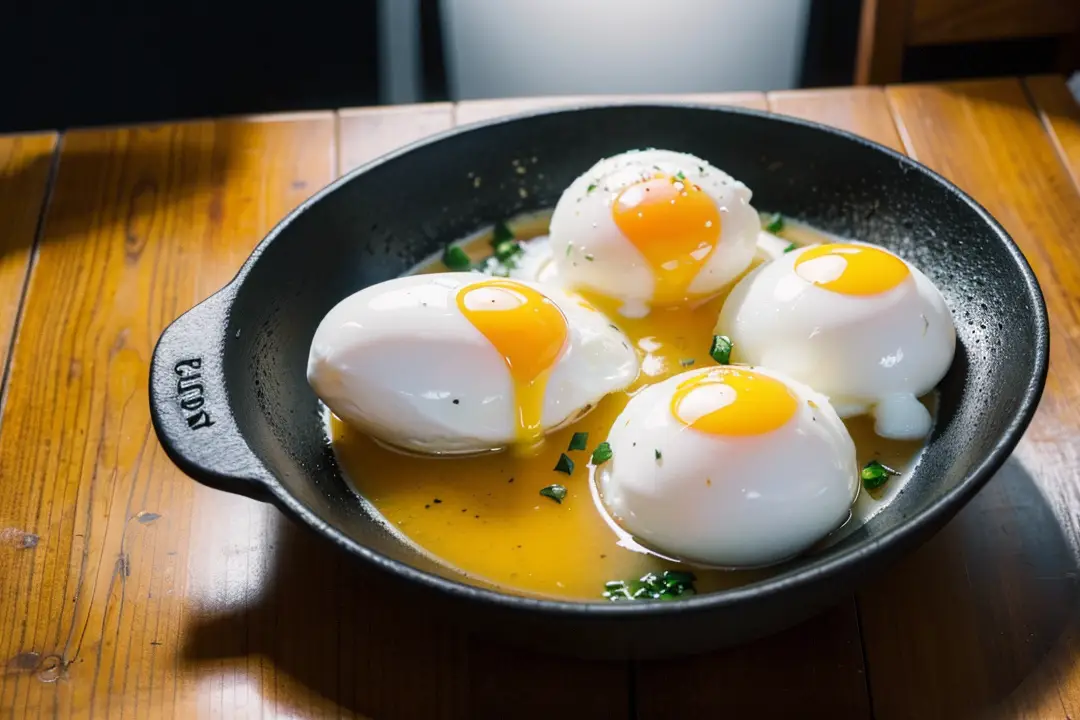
xmin=612 ymin=173 xmax=722 ymax=305
xmin=794 ymin=243 xmax=910 ymax=296
xmin=671 ymin=367 xmax=797 ymax=436
xmin=457 ymin=279 xmax=569 ymax=448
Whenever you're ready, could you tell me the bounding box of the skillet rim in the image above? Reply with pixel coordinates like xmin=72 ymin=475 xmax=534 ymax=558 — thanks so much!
xmin=195 ymin=102 xmax=1052 ymax=618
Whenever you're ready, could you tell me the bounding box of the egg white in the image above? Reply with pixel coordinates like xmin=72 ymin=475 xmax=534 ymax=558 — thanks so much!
xmin=597 ymin=366 xmax=858 ymax=568
xmin=716 ymin=243 xmax=955 ymax=439
xmin=308 ymin=273 xmax=639 ymax=454
xmin=548 ymin=149 xmax=760 ymax=316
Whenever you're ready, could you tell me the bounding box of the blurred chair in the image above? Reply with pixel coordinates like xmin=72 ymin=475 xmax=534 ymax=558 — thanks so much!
xmin=856 ymin=0 xmax=1080 ymax=84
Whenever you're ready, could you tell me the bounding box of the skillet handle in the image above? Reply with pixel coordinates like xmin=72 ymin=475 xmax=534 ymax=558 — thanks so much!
xmin=149 ymin=290 xmax=272 ymax=502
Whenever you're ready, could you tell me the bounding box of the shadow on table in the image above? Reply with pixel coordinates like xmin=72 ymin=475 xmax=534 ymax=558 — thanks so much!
xmin=0 ymin=121 xmax=262 ymax=261
xmin=859 ymin=455 xmax=1080 ymax=716
xmin=179 ymin=514 xmax=631 ymax=720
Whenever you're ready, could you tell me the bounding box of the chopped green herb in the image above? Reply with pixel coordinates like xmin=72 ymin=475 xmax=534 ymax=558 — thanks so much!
xmin=675 ymin=170 xmax=686 ymax=181
xmin=540 ymin=484 xmax=568 ymax=503
xmin=764 ymin=213 xmax=785 ymax=234
xmin=654 ymin=449 xmax=662 ymax=460
xmin=709 ymin=335 xmax=733 ymax=365
xmin=783 ymin=242 xmax=797 ymax=253
xmin=494 ymin=239 xmax=522 ymax=262
xmin=491 ymin=220 xmax=514 ymax=245
xmin=584 ymin=253 xmax=595 ymax=261
xmin=587 ymin=183 xmax=597 ymax=193
xmin=591 ymin=442 xmax=613 ymax=465
xmin=568 ymin=432 xmax=589 ymax=452
xmin=602 ymin=569 xmax=697 ymax=601
xmin=565 ymin=244 xmax=572 ymax=257
xmin=679 ymin=358 xmax=695 ymax=367
xmin=553 ymin=453 xmax=575 ymax=476
xmin=861 ymin=460 xmax=899 ymax=491
xmin=442 ymin=245 xmax=471 ymax=271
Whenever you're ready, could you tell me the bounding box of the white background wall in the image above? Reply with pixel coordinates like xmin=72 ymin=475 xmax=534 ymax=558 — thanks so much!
xmin=441 ymin=0 xmax=811 ymax=99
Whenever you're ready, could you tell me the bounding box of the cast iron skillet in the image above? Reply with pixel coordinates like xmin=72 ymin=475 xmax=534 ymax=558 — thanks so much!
xmin=149 ymin=104 xmax=1048 ymax=659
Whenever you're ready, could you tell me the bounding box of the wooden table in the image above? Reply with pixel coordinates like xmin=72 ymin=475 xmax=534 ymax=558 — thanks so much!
xmin=1 ymin=77 xmax=1079 ymax=719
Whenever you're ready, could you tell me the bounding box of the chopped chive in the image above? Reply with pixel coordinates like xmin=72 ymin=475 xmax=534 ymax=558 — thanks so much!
xmin=587 ymin=183 xmax=597 ymax=193
xmin=603 ymin=569 xmax=697 ymax=601
xmin=675 ymin=170 xmax=686 ymax=181
xmin=565 ymin=244 xmax=572 ymax=257
xmin=584 ymin=253 xmax=595 ymax=261
xmin=540 ymin=483 xmax=568 ymax=503
xmin=764 ymin=213 xmax=785 ymax=234
xmin=492 ymin=220 xmax=514 ymax=245
xmin=861 ymin=460 xmax=899 ymax=491
xmin=709 ymin=335 xmax=733 ymax=365
xmin=654 ymin=449 xmax=662 ymax=460
xmin=679 ymin=358 xmax=695 ymax=367
xmin=553 ymin=453 xmax=575 ymax=475
xmin=591 ymin=442 xmax=613 ymax=465
xmin=662 ymin=570 xmax=696 ymax=586
xmin=783 ymin=242 xmax=797 ymax=253
xmin=494 ymin=239 xmax=522 ymax=261
xmin=442 ymin=245 xmax=471 ymax=271
xmin=568 ymin=432 xmax=589 ymax=452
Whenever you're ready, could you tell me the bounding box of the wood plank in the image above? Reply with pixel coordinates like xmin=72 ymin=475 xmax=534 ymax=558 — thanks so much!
xmin=0 ymin=134 xmax=57 ymax=400
xmin=768 ymin=87 xmax=905 ymax=152
xmin=851 ymin=78 xmax=1080 ymax=718
xmin=0 ymin=117 xmax=405 ymax=718
xmin=909 ymin=0 xmax=1080 ymax=46
xmin=1026 ymin=75 xmax=1080 ymax=194
xmin=338 ymin=103 xmax=455 ymax=175
xmin=455 ymin=92 xmax=767 ymax=126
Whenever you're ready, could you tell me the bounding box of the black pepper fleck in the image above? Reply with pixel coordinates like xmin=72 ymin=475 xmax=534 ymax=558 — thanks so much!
xmin=433 ymin=498 xmax=442 ymax=504
xmin=452 ymin=399 xmax=460 ymax=405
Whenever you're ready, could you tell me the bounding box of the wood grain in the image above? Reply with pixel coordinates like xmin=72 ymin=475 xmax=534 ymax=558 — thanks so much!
xmin=0 ymin=134 xmax=57 ymax=404
xmin=1026 ymin=75 xmax=1080 ymax=194
xmin=768 ymin=87 xmax=905 ymax=151
xmin=0 ymin=117 xmax=342 ymax=717
xmin=4 ymin=82 xmax=1079 ymax=718
xmin=909 ymin=0 xmax=1080 ymax=46
xmin=455 ymin=92 xmax=767 ymax=125
xmin=338 ymin=103 xmax=455 ymax=175
xmin=846 ymin=78 xmax=1080 ymax=718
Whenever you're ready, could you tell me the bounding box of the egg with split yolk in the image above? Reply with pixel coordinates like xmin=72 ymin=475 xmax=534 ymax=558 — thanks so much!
xmin=307 ymin=273 xmax=639 ymax=455
xmin=716 ymin=242 xmax=956 ymax=440
xmin=548 ymin=149 xmax=760 ymax=316
xmin=598 ymin=365 xmax=858 ymax=568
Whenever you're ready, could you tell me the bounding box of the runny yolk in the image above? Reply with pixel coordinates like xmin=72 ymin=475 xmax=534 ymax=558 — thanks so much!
xmin=612 ymin=173 xmax=722 ymax=305
xmin=794 ymin=243 xmax=910 ymax=296
xmin=671 ymin=367 xmax=797 ymax=436
xmin=457 ymin=279 xmax=569 ymax=449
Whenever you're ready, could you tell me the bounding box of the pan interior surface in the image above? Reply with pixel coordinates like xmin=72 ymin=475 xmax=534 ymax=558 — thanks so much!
xmin=221 ymin=106 xmax=1043 ymax=608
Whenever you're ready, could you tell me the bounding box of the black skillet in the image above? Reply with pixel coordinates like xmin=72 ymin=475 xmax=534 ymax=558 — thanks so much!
xmin=149 ymin=104 xmax=1048 ymax=659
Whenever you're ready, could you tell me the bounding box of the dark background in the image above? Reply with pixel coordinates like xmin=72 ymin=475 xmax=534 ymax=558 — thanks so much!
xmin=0 ymin=0 xmax=1068 ymax=133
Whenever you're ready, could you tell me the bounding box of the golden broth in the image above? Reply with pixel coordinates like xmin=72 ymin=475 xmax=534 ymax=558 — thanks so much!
xmin=330 ymin=214 xmax=932 ymax=602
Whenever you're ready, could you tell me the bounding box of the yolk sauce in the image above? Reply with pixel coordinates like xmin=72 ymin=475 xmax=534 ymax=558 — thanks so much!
xmin=330 ymin=215 xmax=932 ymax=601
